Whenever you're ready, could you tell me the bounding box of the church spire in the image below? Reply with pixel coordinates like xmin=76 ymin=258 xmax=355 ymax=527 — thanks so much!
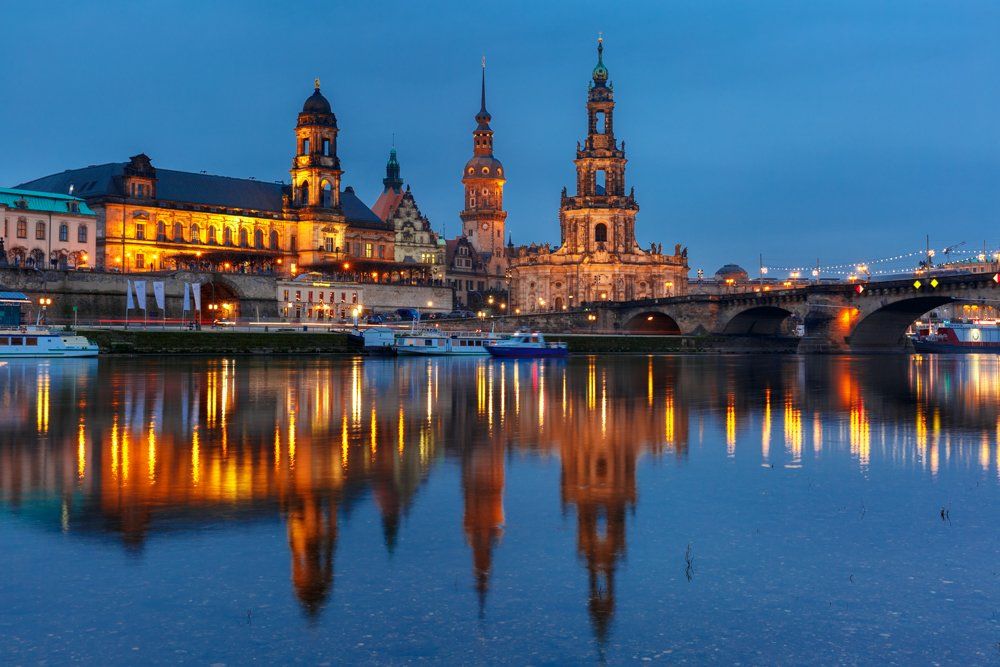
xmin=383 ymin=147 xmax=403 ymax=193
xmin=475 ymin=56 xmax=492 ymax=130
xmin=592 ymin=34 xmax=609 ymax=86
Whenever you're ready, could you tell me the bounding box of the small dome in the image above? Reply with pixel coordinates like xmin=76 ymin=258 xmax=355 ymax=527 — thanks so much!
xmin=302 ymin=87 xmax=332 ymax=115
xmin=715 ymin=264 xmax=749 ymax=281
xmin=463 ymin=155 xmax=505 ymax=179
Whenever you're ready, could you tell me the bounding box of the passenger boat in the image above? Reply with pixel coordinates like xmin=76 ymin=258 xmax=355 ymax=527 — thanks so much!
xmin=394 ymin=331 xmax=505 ymax=356
xmin=485 ymin=332 xmax=569 ymax=359
xmin=347 ymin=326 xmax=396 ymax=354
xmin=0 ymin=326 xmax=99 ymax=358
xmin=912 ymin=322 xmax=1000 ymax=353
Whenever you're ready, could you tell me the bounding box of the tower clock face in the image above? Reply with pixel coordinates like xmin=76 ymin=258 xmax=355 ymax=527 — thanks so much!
xmin=481 ymin=222 xmax=489 ymax=231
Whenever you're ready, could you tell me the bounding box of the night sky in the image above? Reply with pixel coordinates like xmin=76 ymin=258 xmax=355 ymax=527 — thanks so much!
xmin=3 ymin=0 xmax=999 ymax=276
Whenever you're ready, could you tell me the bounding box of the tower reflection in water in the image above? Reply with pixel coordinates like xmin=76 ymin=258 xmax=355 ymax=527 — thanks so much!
xmin=1 ymin=354 xmax=999 ymax=643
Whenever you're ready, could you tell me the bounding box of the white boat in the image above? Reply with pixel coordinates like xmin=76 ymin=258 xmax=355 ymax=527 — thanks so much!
xmin=0 ymin=326 xmax=99 ymax=358
xmin=394 ymin=330 xmax=505 ymax=356
xmin=485 ymin=331 xmax=569 ymax=358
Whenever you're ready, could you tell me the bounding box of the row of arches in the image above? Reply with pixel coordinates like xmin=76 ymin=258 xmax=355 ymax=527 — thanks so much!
xmin=620 ymin=297 xmax=962 ymax=350
xmin=142 ymin=221 xmax=281 ymax=250
xmin=5 ymin=246 xmax=89 ymax=269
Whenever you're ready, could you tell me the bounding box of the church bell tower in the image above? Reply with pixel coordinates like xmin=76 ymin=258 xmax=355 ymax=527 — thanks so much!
xmin=460 ymin=60 xmax=507 ymax=270
xmin=290 ymin=79 xmax=343 ymax=211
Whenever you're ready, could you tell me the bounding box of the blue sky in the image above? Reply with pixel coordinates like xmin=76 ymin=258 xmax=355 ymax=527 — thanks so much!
xmin=2 ymin=0 xmax=999 ymax=275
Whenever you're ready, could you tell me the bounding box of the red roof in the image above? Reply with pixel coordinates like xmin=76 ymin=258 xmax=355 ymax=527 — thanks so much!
xmin=371 ymin=188 xmax=404 ymax=222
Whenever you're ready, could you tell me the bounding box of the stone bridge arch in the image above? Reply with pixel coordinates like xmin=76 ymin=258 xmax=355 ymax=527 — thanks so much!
xmin=622 ymin=310 xmax=682 ymax=334
xmin=848 ymin=296 xmax=955 ymax=352
xmin=720 ymin=305 xmax=800 ymax=336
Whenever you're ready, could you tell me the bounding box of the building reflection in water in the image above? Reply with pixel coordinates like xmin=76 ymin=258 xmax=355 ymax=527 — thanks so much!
xmin=1 ymin=354 xmax=999 ymax=642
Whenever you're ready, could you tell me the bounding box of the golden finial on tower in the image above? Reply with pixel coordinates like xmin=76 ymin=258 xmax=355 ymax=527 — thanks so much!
xmin=314 ymin=77 xmax=321 ymax=90
xmin=598 ymin=31 xmax=603 ymax=43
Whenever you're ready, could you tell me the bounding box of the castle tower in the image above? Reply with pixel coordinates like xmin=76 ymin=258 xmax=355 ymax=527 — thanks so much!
xmin=460 ymin=60 xmax=507 ymax=272
xmin=560 ymin=37 xmax=638 ymax=256
xmin=290 ymin=79 xmax=343 ymax=210
xmin=383 ymin=148 xmax=403 ymax=194
xmin=462 ymin=438 xmax=506 ymax=615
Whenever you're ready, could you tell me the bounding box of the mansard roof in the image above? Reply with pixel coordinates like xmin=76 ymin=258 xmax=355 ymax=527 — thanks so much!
xmin=15 ymin=162 xmax=385 ymax=228
xmin=0 ymin=187 xmax=95 ymax=215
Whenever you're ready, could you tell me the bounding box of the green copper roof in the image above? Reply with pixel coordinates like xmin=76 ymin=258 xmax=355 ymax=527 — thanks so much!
xmin=0 ymin=187 xmax=95 ymax=216
xmin=592 ymin=38 xmax=608 ymax=84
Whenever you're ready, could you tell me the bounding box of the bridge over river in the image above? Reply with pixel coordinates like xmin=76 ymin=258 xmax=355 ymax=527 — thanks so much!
xmin=486 ymin=271 xmax=1000 ymax=353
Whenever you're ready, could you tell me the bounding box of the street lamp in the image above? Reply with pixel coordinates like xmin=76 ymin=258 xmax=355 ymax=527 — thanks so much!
xmin=38 ymin=297 xmax=52 ymax=325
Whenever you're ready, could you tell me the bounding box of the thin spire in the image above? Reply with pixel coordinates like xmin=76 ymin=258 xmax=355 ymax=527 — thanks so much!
xmin=480 ymin=55 xmax=488 ymax=114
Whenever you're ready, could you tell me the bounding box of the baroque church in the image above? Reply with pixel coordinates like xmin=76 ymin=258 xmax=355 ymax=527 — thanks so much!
xmin=508 ymin=39 xmax=688 ymax=312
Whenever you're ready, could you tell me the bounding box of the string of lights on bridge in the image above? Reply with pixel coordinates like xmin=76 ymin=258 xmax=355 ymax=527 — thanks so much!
xmin=761 ymin=247 xmax=1000 ymax=279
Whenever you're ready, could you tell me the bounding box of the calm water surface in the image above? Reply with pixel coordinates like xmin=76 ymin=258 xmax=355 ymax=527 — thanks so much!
xmin=1 ymin=355 xmax=999 ymax=664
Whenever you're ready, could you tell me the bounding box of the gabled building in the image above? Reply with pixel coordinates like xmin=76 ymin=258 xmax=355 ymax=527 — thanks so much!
xmin=372 ymin=149 xmax=444 ymax=281
xmin=445 ymin=236 xmax=490 ymax=308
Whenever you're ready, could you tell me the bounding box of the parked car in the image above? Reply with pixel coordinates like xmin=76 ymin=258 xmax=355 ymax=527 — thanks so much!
xmin=448 ymin=310 xmax=475 ymax=319
xmin=365 ymin=314 xmax=386 ymax=325
xmin=396 ymin=308 xmax=420 ymax=321
xmin=212 ymin=318 xmax=236 ymax=328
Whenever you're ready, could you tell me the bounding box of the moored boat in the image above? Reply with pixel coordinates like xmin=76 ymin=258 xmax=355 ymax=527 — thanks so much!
xmin=394 ymin=330 xmax=505 ymax=356
xmin=0 ymin=326 xmax=99 ymax=358
xmin=485 ymin=332 xmax=568 ymax=358
xmin=912 ymin=322 xmax=1000 ymax=353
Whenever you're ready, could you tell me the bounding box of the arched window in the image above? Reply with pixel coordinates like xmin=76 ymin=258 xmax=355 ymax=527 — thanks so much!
xmin=269 ymin=229 xmax=280 ymax=250
xmin=321 ymin=181 xmax=333 ymax=208
xmin=29 ymin=248 xmax=45 ymax=266
xmin=207 ymin=225 xmax=217 ymax=244
xmin=223 ymin=227 xmax=233 ymax=246
xmin=156 ymin=220 xmax=166 ymax=240
xmin=59 ymin=224 xmax=69 ymax=242
xmin=254 ymin=228 xmax=264 ymax=249
xmin=173 ymin=221 xmax=184 ymax=242
xmin=190 ymin=223 xmax=200 ymax=244
xmin=77 ymin=225 xmax=88 ymax=243
xmin=300 ymin=180 xmax=310 ymax=205
xmin=301 ymin=138 xmax=310 ymax=155
xmin=238 ymin=227 xmax=248 ymax=247
xmin=594 ymin=223 xmax=608 ymax=243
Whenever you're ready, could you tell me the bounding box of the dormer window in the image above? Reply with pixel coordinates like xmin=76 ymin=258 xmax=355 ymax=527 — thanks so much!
xmin=67 ymin=201 xmax=79 ymax=213
xmin=14 ymin=198 xmax=27 ymax=209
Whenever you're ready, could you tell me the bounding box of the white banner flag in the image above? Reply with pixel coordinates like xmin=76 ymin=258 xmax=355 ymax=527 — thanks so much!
xmin=152 ymin=281 xmax=166 ymax=311
xmin=183 ymin=283 xmax=191 ymax=312
xmin=134 ymin=280 xmax=147 ymax=311
xmin=126 ymin=279 xmax=135 ymax=310
xmin=191 ymin=282 xmax=202 ymax=312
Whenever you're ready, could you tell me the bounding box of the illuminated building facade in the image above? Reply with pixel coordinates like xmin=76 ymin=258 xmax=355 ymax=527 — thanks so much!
xmin=372 ymin=149 xmax=445 ymax=280
xmin=15 ymin=81 xmax=393 ymax=277
xmin=446 ymin=62 xmax=509 ymax=308
xmin=509 ymin=39 xmax=689 ymax=312
xmin=277 ymin=276 xmax=363 ymax=321
xmin=0 ymin=187 xmax=97 ymax=269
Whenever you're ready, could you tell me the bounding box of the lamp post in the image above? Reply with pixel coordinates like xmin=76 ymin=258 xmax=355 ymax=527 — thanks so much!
xmin=38 ymin=297 xmax=52 ymax=326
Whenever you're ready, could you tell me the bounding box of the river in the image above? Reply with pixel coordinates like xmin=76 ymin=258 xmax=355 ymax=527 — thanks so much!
xmin=1 ymin=355 xmax=998 ymax=663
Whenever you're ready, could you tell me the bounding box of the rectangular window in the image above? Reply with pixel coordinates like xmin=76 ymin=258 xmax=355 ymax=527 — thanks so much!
xmin=0 ymin=337 xmax=8 ymax=345
xmin=322 ymin=138 xmax=330 ymax=155
xmin=36 ymin=222 xmax=46 ymax=240
xmin=283 ymin=290 xmax=289 ymax=301
xmin=341 ymin=292 xmax=346 ymax=302
xmin=135 ymin=222 xmax=145 ymax=240
xmin=78 ymin=225 xmax=88 ymax=243
xmin=9 ymin=337 xmax=22 ymax=346
xmin=59 ymin=225 xmax=68 ymax=242
xmin=325 ymin=237 xmax=334 ymax=252
xmin=365 ymin=243 xmax=373 ymax=258
xmin=26 ymin=337 xmax=38 ymax=346
xmin=478 ymin=281 xmax=485 ymax=291
xmin=352 ymin=293 xmax=358 ymax=304
xmin=295 ymin=291 xmax=301 ymax=301
xmin=135 ymin=253 xmax=144 ymax=269
xmin=307 ymin=291 xmax=313 ymax=302
xmin=16 ymin=220 xmax=26 ymax=238
xmin=378 ymin=245 xmax=385 ymax=258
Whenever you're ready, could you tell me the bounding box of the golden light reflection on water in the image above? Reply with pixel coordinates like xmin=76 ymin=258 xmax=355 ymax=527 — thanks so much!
xmin=2 ymin=355 xmax=1000 ymax=640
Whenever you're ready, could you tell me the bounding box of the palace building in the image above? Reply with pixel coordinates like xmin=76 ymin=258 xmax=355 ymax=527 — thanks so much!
xmin=372 ymin=148 xmax=445 ymax=280
xmin=508 ymin=39 xmax=688 ymax=312
xmin=16 ymin=81 xmax=406 ymax=280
